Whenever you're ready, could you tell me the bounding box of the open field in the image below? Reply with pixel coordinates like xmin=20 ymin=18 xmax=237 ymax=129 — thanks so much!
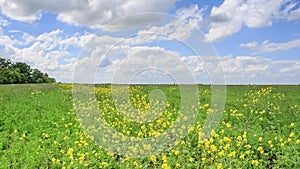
xmin=0 ymin=84 xmax=299 ymax=168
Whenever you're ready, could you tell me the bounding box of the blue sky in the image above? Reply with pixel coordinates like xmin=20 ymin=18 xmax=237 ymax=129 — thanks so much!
xmin=0 ymin=0 xmax=300 ymax=84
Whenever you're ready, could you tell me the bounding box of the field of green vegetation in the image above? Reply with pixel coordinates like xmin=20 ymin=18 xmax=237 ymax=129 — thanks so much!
xmin=0 ymin=84 xmax=299 ymax=168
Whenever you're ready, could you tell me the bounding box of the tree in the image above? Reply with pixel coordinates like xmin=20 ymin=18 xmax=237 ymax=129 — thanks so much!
xmin=31 ymin=69 xmax=44 ymax=83
xmin=0 ymin=58 xmax=11 ymax=68
xmin=0 ymin=58 xmax=56 ymax=84
xmin=11 ymin=62 xmax=31 ymax=83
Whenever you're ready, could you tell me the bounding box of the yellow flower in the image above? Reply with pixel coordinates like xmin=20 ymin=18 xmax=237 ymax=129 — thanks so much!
xmin=189 ymin=157 xmax=194 ymax=162
xmin=224 ymin=143 xmax=230 ymax=150
xmin=218 ymin=150 xmax=225 ymax=157
xmin=251 ymin=160 xmax=259 ymax=166
xmin=133 ymin=161 xmax=138 ymax=166
xmin=228 ymin=151 xmax=236 ymax=158
xmin=225 ymin=123 xmax=231 ymax=128
xmin=19 ymin=133 xmax=26 ymax=141
xmin=175 ymin=163 xmax=181 ymax=167
xmin=188 ymin=126 xmax=195 ymax=133
xmin=243 ymin=131 xmax=247 ymax=138
xmin=67 ymin=148 xmax=74 ymax=156
xmin=245 ymin=144 xmax=251 ymax=149
xmin=210 ymin=145 xmax=217 ymax=152
xmin=290 ymin=122 xmax=295 ymax=128
xmin=216 ymin=163 xmax=223 ymax=169
xmin=162 ymin=154 xmax=167 ymax=162
xmin=161 ymin=163 xmax=171 ymax=169
xmin=296 ymin=139 xmax=300 ymax=144
xmin=258 ymin=137 xmax=263 ymax=142
xmin=107 ymin=151 xmax=114 ymax=157
xmin=257 ymin=146 xmax=264 ymax=154
xmin=150 ymin=155 xmax=157 ymax=162
xmin=171 ymin=149 xmax=179 ymax=156
xmin=237 ymin=135 xmax=242 ymax=141
xmin=55 ymin=159 xmax=60 ymax=165
xmin=239 ymin=154 xmax=245 ymax=159
xmin=289 ymin=132 xmax=295 ymax=138
xmin=223 ymin=136 xmax=231 ymax=142
xmin=212 ymin=131 xmax=219 ymax=138
xmin=101 ymin=162 xmax=108 ymax=167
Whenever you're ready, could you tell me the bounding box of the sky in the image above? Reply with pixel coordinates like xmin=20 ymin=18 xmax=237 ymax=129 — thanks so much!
xmin=0 ymin=0 xmax=300 ymax=84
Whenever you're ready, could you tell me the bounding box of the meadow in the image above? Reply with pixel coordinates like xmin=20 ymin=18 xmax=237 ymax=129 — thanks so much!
xmin=0 ymin=84 xmax=299 ymax=168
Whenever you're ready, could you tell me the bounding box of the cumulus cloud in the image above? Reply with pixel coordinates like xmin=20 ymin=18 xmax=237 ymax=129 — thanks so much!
xmin=187 ymin=55 xmax=300 ymax=84
xmin=239 ymin=41 xmax=258 ymax=49
xmin=1 ymin=1 xmax=300 ymax=84
xmin=288 ymin=7 xmax=300 ymax=21
xmin=240 ymin=38 xmax=300 ymax=53
xmin=122 ymin=4 xmax=206 ymax=46
xmin=280 ymin=62 xmax=300 ymax=76
xmin=205 ymin=0 xmax=286 ymax=41
xmin=0 ymin=28 xmax=80 ymax=82
xmin=0 ymin=0 xmax=177 ymax=30
xmin=104 ymin=46 xmax=187 ymax=84
xmin=1 ymin=26 xmax=299 ymax=84
xmin=1 ymin=0 xmax=300 ymax=40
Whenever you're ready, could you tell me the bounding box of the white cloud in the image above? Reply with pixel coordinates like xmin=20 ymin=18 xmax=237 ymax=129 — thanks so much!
xmin=288 ymin=7 xmax=300 ymax=21
xmin=100 ymin=46 xmax=196 ymax=84
xmin=0 ymin=27 xmax=80 ymax=82
xmin=22 ymin=32 xmax=35 ymax=44
xmin=1 ymin=26 xmax=299 ymax=84
xmin=223 ymin=56 xmax=300 ymax=84
xmin=205 ymin=0 xmax=286 ymax=41
xmin=240 ymin=38 xmax=300 ymax=53
xmin=125 ymin=4 xmax=206 ymax=45
xmin=280 ymin=62 xmax=300 ymax=76
xmin=134 ymin=19 xmax=195 ymax=43
xmin=261 ymin=39 xmax=300 ymax=52
xmin=0 ymin=0 xmax=177 ymax=30
xmin=58 ymin=0 xmax=177 ymax=30
xmin=1 ymin=1 xmax=299 ymax=85
xmin=239 ymin=41 xmax=258 ymax=49
xmin=0 ymin=17 xmax=10 ymax=27
xmin=183 ymin=55 xmax=300 ymax=84
xmin=0 ymin=0 xmax=44 ymax=23
xmin=176 ymin=4 xmax=205 ymax=28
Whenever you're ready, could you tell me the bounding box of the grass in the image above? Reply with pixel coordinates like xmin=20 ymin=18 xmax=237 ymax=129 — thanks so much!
xmin=0 ymin=83 xmax=299 ymax=168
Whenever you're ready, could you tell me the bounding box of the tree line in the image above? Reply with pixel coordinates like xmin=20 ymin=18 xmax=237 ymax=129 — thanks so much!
xmin=0 ymin=58 xmax=56 ymax=84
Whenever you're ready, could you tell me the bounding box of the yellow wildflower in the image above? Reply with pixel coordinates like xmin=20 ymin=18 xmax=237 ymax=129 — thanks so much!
xmin=251 ymin=160 xmax=259 ymax=166
xmin=150 ymin=155 xmax=157 ymax=162
xmin=225 ymin=123 xmax=231 ymax=128
xmin=289 ymin=132 xmax=295 ymax=138
xmin=228 ymin=151 xmax=236 ymax=158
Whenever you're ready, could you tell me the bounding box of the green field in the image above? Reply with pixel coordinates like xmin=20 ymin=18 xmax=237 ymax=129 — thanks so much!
xmin=0 ymin=84 xmax=299 ymax=168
